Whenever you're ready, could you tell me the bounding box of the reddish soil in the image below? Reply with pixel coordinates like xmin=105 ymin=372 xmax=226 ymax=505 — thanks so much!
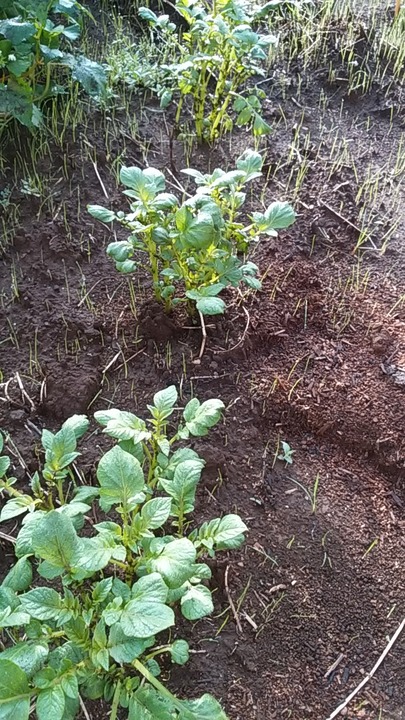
xmin=0 ymin=4 xmax=404 ymax=719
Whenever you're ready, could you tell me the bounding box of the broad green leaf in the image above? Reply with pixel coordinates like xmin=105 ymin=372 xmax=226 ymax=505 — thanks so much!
xmin=80 ymin=675 xmax=105 ymax=701
xmin=131 ymin=574 xmax=168 ymax=604
xmin=106 ymin=241 xmax=133 ymax=263
xmin=0 ymin=587 xmax=19 ymax=613
xmin=108 ymin=624 xmax=151 ymax=663
xmin=181 ymin=693 xmax=229 ymax=719
xmin=102 ymin=596 xmax=124 ymax=626
xmin=195 ymin=296 xmax=226 ymax=316
xmin=62 ymin=22 xmax=81 ymax=41
xmin=88 ymin=205 xmax=116 ymax=223
xmin=253 ymin=114 xmax=272 ymax=136
xmin=1 ymin=556 xmax=32 ymax=592
xmin=95 ymin=409 xmax=151 ymax=444
xmin=0 ymin=642 xmax=48 ymax=677
xmin=120 ymin=166 xmax=165 ymax=201
xmin=60 ymin=673 xmax=78 ymax=700
xmin=179 ymin=210 xmax=216 ymax=250
xmin=31 ymin=511 xmax=80 ymax=573
xmin=0 ymin=659 xmax=30 ymax=720
xmin=20 ymin=588 xmax=62 ymax=621
xmin=72 ymin=486 xmax=99 ymax=504
xmin=183 ymin=398 xmax=225 ymax=436
xmin=129 ymin=685 xmax=174 ymax=720
xmin=164 ymin=449 xmax=204 ymax=479
xmin=92 ymin=577 xmax=113 ymax=603
xmin=0 ymin=19 xmax=35 ymax=44
xmin=138 ymin=7 xmax=159 ymax=23
xmin=170 ymin=639 xmax=189 ymax=665
xmin=152 ymin=385 xmax=178 ymax=416
xmin=157 ymin=439 xmax=170 ymax=457
xmin=140 ymin=497 xmax=172 ymax=530
xmin=74 ymin=537 xmax=113 ymax=573
xmin=61 ymin=694 xmax=80 ymax=720
xmin=96 ymin=446 xmax=144 ymax=509
xmin=0 ymin=608 xmax=30 ymax=628
xmin=181 ymin=584 xmax=213 ymax=620
xmin=253 ymin=201 xmax=296 ymax=232
xmin=15 ymin=511 xmax=45 ymax=557
xmin=159 ymin=459 xmax=202 ymax=514
xmin=40 ymin=45 xmax=64 ymax=62
xmin=112 ymin=578 xmax=131 ymax=602
xmin=190 ymin=563 xmax=212 ymax=580
xmin=116 ymin=259 xmax=137 ymax=273
xmin=236 ymin=149 xmax=263 ymax=180
xmin=210 ymin=514 xmax=247 ymax=549
xmin=42 ymin=426 xmax=76 ymax=456
xmin=151 ymin=538 xmax=196 ymax=588
xmin=196 ymin=515 xmax=248 ymax=551
xmin=92 ymin=618 xmax=107 ymax=649
xmin=0 ymin=495 xmax=36 ymax=521
xmin=36 ymin=684 xmax=65 ymax=720
xmin=0 ymin=456 xmax=10 ymax=477
xmin=117 ymin=439 xmax=144 ymax=463
xmin=65 ymin=54 xmax=106 ymax=96
xmin=0 ymin=84 xmax=40 ymax=130
xmin=120 ymin=600 xmax=174 ymax=639
xmin=181 ymin=167 xmax=207 ymax=184
xmin=61 ymin=414 xmax=89 ymax=439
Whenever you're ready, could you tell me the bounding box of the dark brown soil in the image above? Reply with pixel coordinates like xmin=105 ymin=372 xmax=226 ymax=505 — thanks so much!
xmin=1 ymin=2 xmax=405 ymax=718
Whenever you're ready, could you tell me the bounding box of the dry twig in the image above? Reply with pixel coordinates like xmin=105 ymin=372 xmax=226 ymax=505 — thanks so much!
xmin=193 ymin=310 xmax=207 ymax=364
xmin=15 ymin=372 xmax=35 ymax=411
xmin=214 ymin=306 xmax=250 ymax=354
xmin=79 ymin=696 xmax=92 ymax=720
xmin=325 ymin=618 xmax=405 ymax=720
xmin=224 ymin=565 xmax=243 ymax=634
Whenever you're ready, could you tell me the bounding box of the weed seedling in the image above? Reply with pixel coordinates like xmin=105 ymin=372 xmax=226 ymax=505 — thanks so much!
xmin=287 ymin=473 xmax=320 ymax=514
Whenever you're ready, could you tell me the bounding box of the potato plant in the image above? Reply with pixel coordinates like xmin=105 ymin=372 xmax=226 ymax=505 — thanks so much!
xmin=88 ymin=149 xmax=295 ymax=316
xmin=0 ymin=414 xmax=90 ymax=522
xmin=0 ymin=386 xmax=247 ymax=719
xmin=0 ymin=0 xmax=106 ymax=129
xmin=139 ymin=0 xmax=278 ymax=142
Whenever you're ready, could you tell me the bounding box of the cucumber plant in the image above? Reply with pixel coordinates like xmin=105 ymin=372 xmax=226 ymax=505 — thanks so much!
xmin=0 ymin=386 xmax=247 ymax=719
xmin=0 ymin=0 xmax=106 ymax=129
xmin=88 ymin=149 xmax=295 ymax=316
xmin=139 ymin=0 xmax=277 ymax=142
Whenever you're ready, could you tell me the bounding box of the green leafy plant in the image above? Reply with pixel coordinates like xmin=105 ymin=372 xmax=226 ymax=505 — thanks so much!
xmin=88 ymin=149 xmax=295 ymax=315
xmin=0 ymin=0 xmax=106 ymax=129
xmin=0 ymin=414 xmax=90 ymax=522
xmin=138 ymin=0 xmax=278 ymax=142
xmin=277 ymin=440 xmax=294 ymax=465
xmin=0 ymin=386 xmax=247 ymax=719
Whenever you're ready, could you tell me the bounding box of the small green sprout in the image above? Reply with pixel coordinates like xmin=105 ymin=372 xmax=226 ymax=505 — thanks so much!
xmin=278 ymin=441 xmax=295 ymax=465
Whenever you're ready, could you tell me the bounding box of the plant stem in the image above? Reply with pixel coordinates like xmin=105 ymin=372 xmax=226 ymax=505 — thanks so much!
xmin=110 ymin=679 xmax=122 ymax=720
xmin=56 ymin=478 xmax=65 ymax=505
xmin=133 ymin=659 xmax=190 ymax=716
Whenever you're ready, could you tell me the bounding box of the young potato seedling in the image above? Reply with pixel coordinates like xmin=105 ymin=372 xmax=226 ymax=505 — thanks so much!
xmin=0 ymin=386 xmax=247 ymax=720
xmin=277 ymin=440 xmax=295 ymax=465
xmin=88 ymin=149 xmax=295 ymax=316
